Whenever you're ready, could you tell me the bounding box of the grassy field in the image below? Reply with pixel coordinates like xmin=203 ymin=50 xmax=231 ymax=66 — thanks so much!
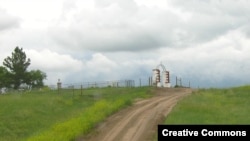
xmin=0 ymin=87 xmax=153 ymax=141
xmin=152 ymin=85 xmax=250 ymax=141
xmin=164 ymin=85 xmax=250 ymax=124
xmin=2 ymin=85 xmax=249 ymax=141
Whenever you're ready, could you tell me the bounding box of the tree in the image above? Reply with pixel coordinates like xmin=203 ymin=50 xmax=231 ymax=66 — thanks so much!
xmin=27 ymin=70 xmax=47 ymax=88
xmin=3 ymin=46 xmax=31 ymax=89
xmin=0 ymin=66 xmax=12 ymax=88
xmin=2 ymin=46 xmax=47 ymax=90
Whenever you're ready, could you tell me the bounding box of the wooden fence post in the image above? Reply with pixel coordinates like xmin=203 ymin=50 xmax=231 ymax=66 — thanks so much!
xmin=81 ymin=85 xmax=83 ymax=96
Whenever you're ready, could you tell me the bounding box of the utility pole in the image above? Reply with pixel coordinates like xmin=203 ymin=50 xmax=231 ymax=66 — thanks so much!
xmin=176 ymin=76 xmax=178 ymax=87
xmin=180 ymin=78 xmax=182 ymax=87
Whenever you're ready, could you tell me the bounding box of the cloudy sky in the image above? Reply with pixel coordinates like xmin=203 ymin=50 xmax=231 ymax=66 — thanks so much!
xmin=0 ymin=0 xmax=250 ymax=88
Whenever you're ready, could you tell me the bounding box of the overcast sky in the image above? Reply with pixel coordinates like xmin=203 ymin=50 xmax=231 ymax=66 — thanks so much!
xmin=1 ymin=0 xmax=250 ymax=88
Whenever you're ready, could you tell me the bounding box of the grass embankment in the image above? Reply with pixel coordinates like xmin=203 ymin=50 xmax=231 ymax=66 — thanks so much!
xmin=153 ymin=85 xmax=250 ymax=141
xmin=0 ymin=87 xmax=153 ymax=141
xmin=164 ymin=85 xmax=250 ymax=124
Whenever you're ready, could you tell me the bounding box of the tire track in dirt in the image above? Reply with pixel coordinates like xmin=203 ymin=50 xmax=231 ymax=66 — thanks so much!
xmin=79 ymin=88 xmax=193 ymax=141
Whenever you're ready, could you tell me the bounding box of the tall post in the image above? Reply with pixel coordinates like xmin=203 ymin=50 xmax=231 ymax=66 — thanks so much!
xmin=176 ymin=76 xmax=178 ymax=87
xmin=81 ymin=84 xmax=83 ymax=96
xmin=148 ymin=77 xmax=149 ymax=86
xmin=180 ymin=78 xmax=182 ymax=87
xmin=57 ymin=79 xmax=62 ymax=94
xmin=139 ymin=78 xmax=141 ymax=87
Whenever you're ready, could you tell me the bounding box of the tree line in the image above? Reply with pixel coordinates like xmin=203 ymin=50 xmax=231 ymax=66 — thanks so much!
xmin=0 ymin=46 xmax=46 ymax=90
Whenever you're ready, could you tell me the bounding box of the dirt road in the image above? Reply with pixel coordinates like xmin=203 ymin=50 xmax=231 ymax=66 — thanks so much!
xmin=79 ymin=87 xmax=193 ymax=141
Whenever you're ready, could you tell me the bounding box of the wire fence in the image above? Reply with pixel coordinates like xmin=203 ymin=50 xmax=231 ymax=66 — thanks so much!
xmin=58 ymin=79 xmax=135 ymax=89
xmin=48 ymin=77 xmax=153 ymax=89
xmin=0 ymin=76 xmax=191 ymax=95
xmin=0 ymin=77 xmax=154 ymax=95
xmin=46 ymin=78 xmax=153 ymax=95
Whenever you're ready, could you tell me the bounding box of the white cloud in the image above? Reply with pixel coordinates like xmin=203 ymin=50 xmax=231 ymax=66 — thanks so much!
xmin=0 ymin=0 xmax=250 ymax=88
xmin=0 ymin=8 xmax=19 ymax=31
xmin=26 ymin=49 xmax=83 ymax=72
xmin=48 ymin=0 xmax=250 ymax=53
xmin=25 ymin=49 xmax=84 ymax=84
xmin=157 ymin=29 xmax=250 ymax=87
xmin=84 ymin=53 xmax=117 ymax=78
xmin=48 ymin=0 xmax=185 ymax=52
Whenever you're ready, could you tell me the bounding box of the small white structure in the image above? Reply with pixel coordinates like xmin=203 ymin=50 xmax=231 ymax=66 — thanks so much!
xmin=152 ymin=63 xmax=171 ymax=88
xmin=57 ymin=79 xmax=62 ymax=89
xmin=0 ymin=88 xmax=6 ymax=94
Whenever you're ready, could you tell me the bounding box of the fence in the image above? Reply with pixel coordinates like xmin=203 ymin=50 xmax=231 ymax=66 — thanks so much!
xmin=1 ymin=76 xmax=191 ymax=95
xmin=49 ymin=77 xmax=154 ymax=89
xmin=52 ymin=79 xmax=135 ymax=89
xmin=47 ymin=78 xmax=155 ymax=95
xmin=47 ymin=79 xmax=138 ymax=95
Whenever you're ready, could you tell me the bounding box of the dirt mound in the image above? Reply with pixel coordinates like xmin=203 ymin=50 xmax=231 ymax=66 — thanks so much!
xmin=78 ymin=87 xmax=193 ymax=141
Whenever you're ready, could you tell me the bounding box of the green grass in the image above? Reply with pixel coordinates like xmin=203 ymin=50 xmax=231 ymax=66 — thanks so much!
xmin=164 ymin=85 xmax=250 ymax=124
xmin=0 ymin=87 xmax=153 ymax=141
xmin=4 ymin=85 xmax=249 ymax=141
xmin=152 ymin=85 xmax=250 ymax=141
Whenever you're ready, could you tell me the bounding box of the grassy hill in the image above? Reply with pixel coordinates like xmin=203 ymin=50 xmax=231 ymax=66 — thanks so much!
xmin=1 ymin=85 xmax=249 ymax=141
xmin=164 ymin=85 xmax=250 ymax=124
xmin=0 ymin=87 xmax=153 ymax=141
xmin=152 ymin=85 xmax=250 ymax=141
